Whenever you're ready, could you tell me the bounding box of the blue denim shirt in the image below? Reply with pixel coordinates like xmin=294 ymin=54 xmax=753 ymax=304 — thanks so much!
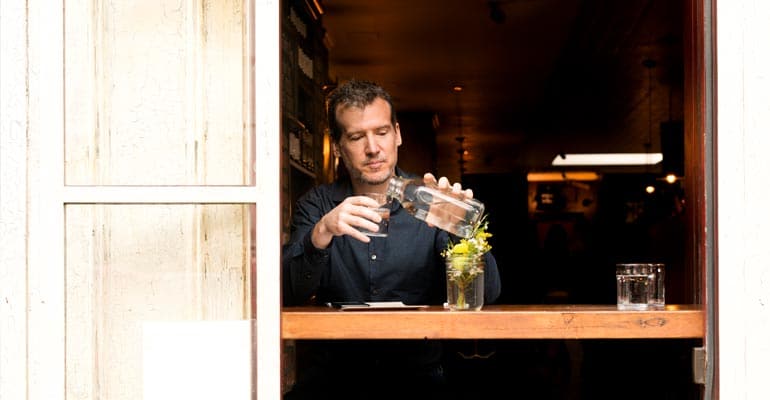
xmin=282 ymin=168 xmax=501 ymax=306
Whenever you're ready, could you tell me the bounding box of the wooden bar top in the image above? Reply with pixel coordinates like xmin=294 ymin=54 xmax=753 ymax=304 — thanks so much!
xmin=282 ymin=304 xmax=704 ymax=340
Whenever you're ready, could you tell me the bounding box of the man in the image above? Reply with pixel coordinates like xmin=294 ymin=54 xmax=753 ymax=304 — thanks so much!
xmin=282 ymin=79 xmax=501 ymax=399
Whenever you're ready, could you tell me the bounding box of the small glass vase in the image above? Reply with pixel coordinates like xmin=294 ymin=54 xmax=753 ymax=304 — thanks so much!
xmin=445 ymin=255 xmax=485 ymax=311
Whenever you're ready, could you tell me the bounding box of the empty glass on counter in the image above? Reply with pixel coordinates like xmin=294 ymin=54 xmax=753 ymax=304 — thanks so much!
xmin=616 ymin=263 xmax=665 ymax=310
xmin=647 ymin=263 xmax=665 ymax=309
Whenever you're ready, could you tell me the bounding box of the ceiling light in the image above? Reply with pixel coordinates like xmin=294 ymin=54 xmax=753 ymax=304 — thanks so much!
xmin=527 ymin=171 xmax=601 ymax=182
xmin=551 ymin=153 xmax=663 ymax=166
xmin=645 ymin=185 xmax=656 ymax=194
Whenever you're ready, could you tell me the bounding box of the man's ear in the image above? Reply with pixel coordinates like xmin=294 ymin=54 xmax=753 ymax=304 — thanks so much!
xmin=395 ymin=123 xmax=402 ymax=147
xmin=332 ymin=142 xmax=341 ymax=157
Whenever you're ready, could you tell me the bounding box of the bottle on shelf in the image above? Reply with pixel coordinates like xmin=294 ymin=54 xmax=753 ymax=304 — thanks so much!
xmin=386 ymin=175 xmax=485 ymax=238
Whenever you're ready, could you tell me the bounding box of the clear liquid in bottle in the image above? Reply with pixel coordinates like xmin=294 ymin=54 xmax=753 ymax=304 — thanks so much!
xmin=387 ymin=176 xmax=484 ymax=238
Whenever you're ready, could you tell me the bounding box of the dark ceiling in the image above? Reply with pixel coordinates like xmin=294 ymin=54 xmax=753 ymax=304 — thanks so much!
xmin=320 ymin=0 xmax=684 ymax=179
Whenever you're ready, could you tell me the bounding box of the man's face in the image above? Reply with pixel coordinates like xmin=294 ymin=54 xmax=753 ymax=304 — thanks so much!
xmin=333 ymin=97 xmax=402 ymax=187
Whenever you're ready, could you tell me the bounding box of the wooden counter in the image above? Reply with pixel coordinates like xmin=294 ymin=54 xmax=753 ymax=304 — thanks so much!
xmin=281 ymin=304 xmax=704 ymax=340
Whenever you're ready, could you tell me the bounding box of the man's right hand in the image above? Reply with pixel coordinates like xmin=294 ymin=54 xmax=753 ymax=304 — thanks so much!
xmin=424 ymin=172 xmax=474 ymax=200
xmin=310 ymin=195 xmax=384 ymax=249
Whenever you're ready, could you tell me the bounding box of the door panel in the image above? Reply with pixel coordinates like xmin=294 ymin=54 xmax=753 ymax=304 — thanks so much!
xmin=60 ymin=1 xmax=260 ymax=399
xmin=65 ymin=204 xmax=252 ymax=399
xmin=64 ymin=0 xmax=252 ymax=186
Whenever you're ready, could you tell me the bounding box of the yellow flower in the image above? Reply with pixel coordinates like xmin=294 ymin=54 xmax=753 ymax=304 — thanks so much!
xmin=442 ymin=214 xmax=492 ymax=260
xmin=476 ymin=231 xmax=492 ymax=240
xmin=451 ymin=242 xmax=470 ymax=254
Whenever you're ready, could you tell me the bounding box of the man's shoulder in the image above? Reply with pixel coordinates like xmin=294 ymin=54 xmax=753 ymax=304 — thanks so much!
xmin=298 ymin=179 xmax=349 ymax=204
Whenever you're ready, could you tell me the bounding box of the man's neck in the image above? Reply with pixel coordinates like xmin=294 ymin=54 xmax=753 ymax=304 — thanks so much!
xmin=350 ymin=170 xmax=397 ymax=195
xmin=351 ymin=181 xmax=389 ymax=195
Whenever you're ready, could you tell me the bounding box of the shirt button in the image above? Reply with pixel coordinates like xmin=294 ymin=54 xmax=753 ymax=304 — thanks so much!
xmin=371 ymin=254 xmax=377 ymax=260
xmin=304 ymin=273 xmax=312 ymax=279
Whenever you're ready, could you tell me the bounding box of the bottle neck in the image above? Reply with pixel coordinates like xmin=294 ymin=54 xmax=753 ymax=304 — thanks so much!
xmin=386 ymin=176 xmax=406 ymax=200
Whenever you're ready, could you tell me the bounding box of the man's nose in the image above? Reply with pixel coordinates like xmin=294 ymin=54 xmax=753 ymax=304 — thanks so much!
xmin=364 ymin=135 xmax=378 ymax=153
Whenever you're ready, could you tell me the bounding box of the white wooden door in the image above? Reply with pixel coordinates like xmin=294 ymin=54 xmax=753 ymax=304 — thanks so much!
xmin=3 ymin=0 xmax=280 ymax=399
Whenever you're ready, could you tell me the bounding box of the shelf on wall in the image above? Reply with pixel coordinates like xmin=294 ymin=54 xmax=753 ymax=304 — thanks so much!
xmin=289 ymin=159 xmax=315 ymax=178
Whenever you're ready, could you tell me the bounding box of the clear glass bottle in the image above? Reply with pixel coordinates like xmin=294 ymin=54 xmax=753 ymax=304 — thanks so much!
xmin=386 ymin=176 xmax=485 ymax=238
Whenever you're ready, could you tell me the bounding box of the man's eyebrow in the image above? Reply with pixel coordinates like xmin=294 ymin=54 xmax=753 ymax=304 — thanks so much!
xmin=343 ymin=129 xmax=365 ymax=137
xmin=344 ymin=125 xmax=392 ymax=136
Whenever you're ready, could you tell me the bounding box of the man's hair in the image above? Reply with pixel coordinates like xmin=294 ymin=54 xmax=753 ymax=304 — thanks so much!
xmin=326 ymin=79 xmax=397 ymax=142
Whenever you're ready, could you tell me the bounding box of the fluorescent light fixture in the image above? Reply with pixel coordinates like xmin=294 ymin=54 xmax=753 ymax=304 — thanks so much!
xmin=552 ymin=153 xmax=663 ymax=166
xmin=527 ymin=171 xmax=601 ymax=182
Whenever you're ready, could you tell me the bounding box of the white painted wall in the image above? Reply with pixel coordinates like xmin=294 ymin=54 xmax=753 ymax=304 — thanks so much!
xmin=716 ymin=1 xmax=770 ymax=399
xmin=0 ymin=2 xmax=30 ymax=399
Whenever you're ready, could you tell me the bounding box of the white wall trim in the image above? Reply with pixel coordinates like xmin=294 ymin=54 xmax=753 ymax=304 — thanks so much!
xmin=716 ymin=1 xmax=770 ymax=399
xmin=26 ymin=1 xmax=65 ymax=398
xmin=0 ymin=0 xmax=30 ymax=398
xmin=252 ymin=0 xmax=283 ymax=399
xmin=62 ymin=186 xmax=260 ymax=204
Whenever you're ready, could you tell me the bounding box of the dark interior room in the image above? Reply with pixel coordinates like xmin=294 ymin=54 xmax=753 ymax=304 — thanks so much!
xmin=282 ymin=0 xmax=701 ymax=398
